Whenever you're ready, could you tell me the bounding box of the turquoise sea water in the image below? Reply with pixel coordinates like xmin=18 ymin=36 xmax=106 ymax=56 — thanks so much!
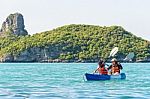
xmin=0 ymin=63 xmax=149 ymax=99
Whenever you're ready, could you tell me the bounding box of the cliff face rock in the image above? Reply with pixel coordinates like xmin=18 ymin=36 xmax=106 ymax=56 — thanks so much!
xmin=0 ymin=46 xmax=63 ymax=62
xmin=0 ymin=13 xmax=28 ymax=36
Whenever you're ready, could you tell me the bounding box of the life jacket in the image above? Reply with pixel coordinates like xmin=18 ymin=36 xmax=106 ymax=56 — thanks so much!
xmin=98 ymin=67 xmax=108 ymax=75
xmin=111 ymin=65 xmax=120 ymax=74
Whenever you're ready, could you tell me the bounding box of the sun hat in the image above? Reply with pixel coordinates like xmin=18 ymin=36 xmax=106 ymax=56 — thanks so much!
xmin=111 ymin=58 xmax=118 ymax=62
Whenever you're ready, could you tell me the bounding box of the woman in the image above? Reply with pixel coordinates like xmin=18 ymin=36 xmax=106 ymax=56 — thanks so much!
xmin=107 ymin=58 xmax=123 ymax=75
xmin=94 ymin=60 xmax=108 ymax=75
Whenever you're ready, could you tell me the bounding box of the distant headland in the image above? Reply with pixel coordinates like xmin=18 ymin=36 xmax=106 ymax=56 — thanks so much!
xmin=0 ymin=13 xmax=149 ymax=63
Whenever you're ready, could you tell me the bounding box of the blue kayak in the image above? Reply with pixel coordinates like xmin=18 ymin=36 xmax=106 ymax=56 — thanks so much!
xmin=85 ymin=73 xmax=126 ymax=81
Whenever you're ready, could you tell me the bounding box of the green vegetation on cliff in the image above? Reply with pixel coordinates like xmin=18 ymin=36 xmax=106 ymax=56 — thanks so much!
xmin=0 ymin=24 xmax=150 ymax=62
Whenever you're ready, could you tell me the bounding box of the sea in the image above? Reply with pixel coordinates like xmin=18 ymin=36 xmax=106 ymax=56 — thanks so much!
xmin=0 ymin=63 xmax=149 ymax=99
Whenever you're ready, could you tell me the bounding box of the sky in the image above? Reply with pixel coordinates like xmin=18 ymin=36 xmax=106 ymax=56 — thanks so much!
xmin=0 ymin=0 xmax=150 ymax=40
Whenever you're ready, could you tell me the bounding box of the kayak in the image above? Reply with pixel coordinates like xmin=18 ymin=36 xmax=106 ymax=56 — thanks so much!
xmin=85 ymin=73 xmax=126 ymax=81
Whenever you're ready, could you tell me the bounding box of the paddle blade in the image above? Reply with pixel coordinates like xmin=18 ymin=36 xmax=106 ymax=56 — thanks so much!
xmin=124 ymin=52 xmax=135 ymax=61
xmin=109 ymin=47 xmax=118 ymax=57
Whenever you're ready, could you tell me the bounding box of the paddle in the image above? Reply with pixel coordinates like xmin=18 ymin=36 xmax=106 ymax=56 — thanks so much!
xmin=104 ymin=47 xmax=119 ymax=63
xmin=104 ymin=47 xmax=118 ymax=66
xmin=108 ymin=47 xmax=119 ymax=58
xmin=124 ymin=52 xmax=135 ymax=61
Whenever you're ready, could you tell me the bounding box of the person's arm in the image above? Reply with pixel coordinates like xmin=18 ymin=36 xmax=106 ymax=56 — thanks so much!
xmin=107 ymin=65 xmax=112 ymax=70
xmin=94 ymin=68 xmax=99 ymax=73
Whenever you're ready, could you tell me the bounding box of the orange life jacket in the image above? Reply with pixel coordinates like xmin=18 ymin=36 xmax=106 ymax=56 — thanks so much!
xmin=111 ymin=65 xmax=120 ymax=74
xmin=98 ymin=67 xmax=108 ymax=75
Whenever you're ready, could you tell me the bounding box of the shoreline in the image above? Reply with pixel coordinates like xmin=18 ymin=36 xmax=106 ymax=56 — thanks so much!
xmin=0 ymin=61 xmax=149 ymax=63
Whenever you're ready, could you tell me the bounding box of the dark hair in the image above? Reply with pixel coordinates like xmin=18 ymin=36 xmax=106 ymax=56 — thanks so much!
xmin=98 ymin=60 xmax=104 ymax=68
xmin=114 ymin=61 xmax=118 ymax=64
xmin=98 ymin=60 xmax=103 ymax=65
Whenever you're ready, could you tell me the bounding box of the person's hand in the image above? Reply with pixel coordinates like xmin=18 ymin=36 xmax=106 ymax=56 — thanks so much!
xmin=93 ymin=70 xmax=98 ymax=74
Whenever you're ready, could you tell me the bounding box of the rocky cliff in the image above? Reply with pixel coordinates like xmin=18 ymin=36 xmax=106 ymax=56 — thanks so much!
xmin=0 ymin=13 xmax=28 ymax=36
xmin=1 ymin=47 xmax=62 ymax=62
